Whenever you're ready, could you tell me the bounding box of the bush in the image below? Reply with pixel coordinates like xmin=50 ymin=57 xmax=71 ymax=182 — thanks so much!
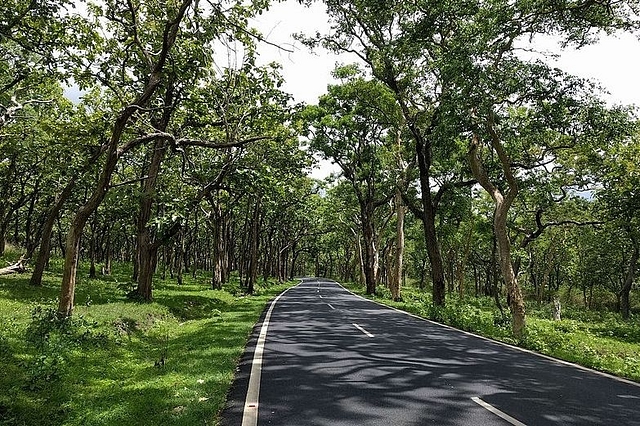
xmin=23 ymin=305 xmax=109 ymax=390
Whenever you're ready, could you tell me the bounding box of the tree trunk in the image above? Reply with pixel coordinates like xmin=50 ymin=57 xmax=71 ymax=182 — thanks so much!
xmin=59 ymin=210 xmax=87 ymax=317
xmin=102 ymin=233 xmax=112 ymax=275
xmin=390 ymin=190 xmax=405 ymax=301
xmin=176 ymin=230 xmax=184 ymax=285
xmin=89 ymin=219 xmax=97 ymax=279
xmin=495 ymin=205 xmax=526 ymax=337
xmin=361 ymin=206 xmax=378 ymax=295
xmin=385 ymin=76 xmax=446 ymax=307
xmin=211 ymin=204 xmax=225 ymax=290
xmin=135 ymin=139 xmax=168 ymax=300
xmin=137 ymin=242 xmax=158 ymax=300
xmin=619 ymin=236 xmax=639 ymax=320
xmin=354 ymin=229 xmax=365 ymax=287
xmin=469 ymin=129 xmax=526 ymax=338
xmin=0 ymin=258 xmax=27 ymax=275
xmin=0 ymin=222 xmax=7 ymax=257
xmin=30 ymin=180 xmax=76 ymax=286
xmin=57 ymin=0 xmax=192 ymax=317
xmin=417 ymin=138 xmax=446 ymax=306
xmin=246 ymin=198 xmax=261 ymax=294
xmin=552 ymin=296 xmax=562 ymax=321
xmin=58 ymin=141 xmax=124 ymax=317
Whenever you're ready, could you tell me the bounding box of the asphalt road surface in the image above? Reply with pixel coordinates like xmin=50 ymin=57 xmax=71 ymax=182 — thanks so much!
xmin=221 ymin=278 xmax=640 ymax=425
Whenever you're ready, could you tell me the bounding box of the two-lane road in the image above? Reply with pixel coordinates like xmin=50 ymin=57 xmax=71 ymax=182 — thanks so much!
xmin=221 ymin=278 xmax=640 ymax=425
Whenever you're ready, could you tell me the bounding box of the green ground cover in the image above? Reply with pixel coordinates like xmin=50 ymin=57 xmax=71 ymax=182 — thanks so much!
xmin=0 ymin=252 xmax=295 ymax=426
xmin=342 ymin=282 xmax=640 ymax=383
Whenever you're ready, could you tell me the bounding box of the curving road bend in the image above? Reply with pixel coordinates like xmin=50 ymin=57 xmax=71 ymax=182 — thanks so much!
xmin=221 ymin=278 xmax=640 ymax=425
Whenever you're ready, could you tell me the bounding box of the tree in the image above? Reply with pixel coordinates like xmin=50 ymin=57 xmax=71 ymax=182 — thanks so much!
xmin=58 ymin=0 xmax=203 ymax=316
xmin=299 ymin=1 xmax=483 ymax=306
xmin=428 ymin=0 xmax=636 ymax=337
xmin=571 ymin=122 xmax=640 ymax=318
xmin=303 ymin=67 xmax=400 ymax=294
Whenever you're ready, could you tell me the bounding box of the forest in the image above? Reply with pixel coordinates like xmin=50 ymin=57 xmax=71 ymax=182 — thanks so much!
xmin=1 ymin=0 xmax=639 ymax=424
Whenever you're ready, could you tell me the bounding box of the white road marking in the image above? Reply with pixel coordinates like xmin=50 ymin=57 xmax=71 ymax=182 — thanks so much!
xmin=242 ymin=285 xmax=297 ymax=426
xmin=618 ymin=394 xmax=640 ymax=399
xmin=472 ymin=397 xmax=527 ymax=426
xmin=327 ymin=303 xmax=335 ymax=310
xmin=319 ymin=295 xmax=323 ymax=299
xmin=352 ymin=323 xmax=374 ymax=338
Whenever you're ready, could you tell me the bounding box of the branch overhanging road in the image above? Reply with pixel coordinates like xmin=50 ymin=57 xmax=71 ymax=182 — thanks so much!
xmin=221 ymin=278 xmax=640 ymax=426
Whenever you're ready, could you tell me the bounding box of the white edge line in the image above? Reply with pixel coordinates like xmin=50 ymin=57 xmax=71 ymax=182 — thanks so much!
xmin=352 ymin=322 xmax=375 ymax=338
xmin=241 ymin=281 xmax=300 ymax=426
xmin=472 ymin=397 xmax=527 ymax=426
xmin=335 ymin=282 xmax=640 ymax=388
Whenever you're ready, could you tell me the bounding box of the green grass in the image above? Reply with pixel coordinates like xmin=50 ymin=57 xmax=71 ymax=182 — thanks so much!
xmin=343 ymin=282 xmax=640 ymax=383
xmin=0 ymin=254 xmax=296 ymax=426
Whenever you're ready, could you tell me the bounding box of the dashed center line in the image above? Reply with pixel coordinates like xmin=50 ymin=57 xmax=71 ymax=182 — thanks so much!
xmin=352 ymin=323 xmax=374 ymax=338
xmin=327 ymin=303 xmax=335 ymax=310
xmin=472 ymin=397 xmax=527 ymax=426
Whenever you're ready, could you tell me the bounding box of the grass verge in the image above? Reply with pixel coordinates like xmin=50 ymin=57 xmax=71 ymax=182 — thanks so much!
xmin=342 ymin=282 xmax=640 ymax=383
xmin=0 ymin=256 xmax=296 ymax=426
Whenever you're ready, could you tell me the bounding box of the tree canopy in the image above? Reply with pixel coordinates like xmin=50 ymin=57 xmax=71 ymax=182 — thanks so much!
xmin=1 ymin=0 xmax=639 ymax=338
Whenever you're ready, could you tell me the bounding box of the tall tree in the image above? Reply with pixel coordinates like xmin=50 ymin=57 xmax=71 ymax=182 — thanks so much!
xmin=58 ymin=0 xmax=196 ymax=317
xmin=299 ymin=1 xmax=479 ymax=306
xmin=303 ymin=67 xmax=400 ymax=294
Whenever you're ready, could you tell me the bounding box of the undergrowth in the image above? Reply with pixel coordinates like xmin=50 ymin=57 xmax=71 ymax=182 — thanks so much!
xmin=0 ymin=258 xmax=295 ymax=426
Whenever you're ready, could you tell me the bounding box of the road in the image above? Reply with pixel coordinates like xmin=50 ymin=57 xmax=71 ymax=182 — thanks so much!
xmin=221 ymin=278 xmax=640 ymax=425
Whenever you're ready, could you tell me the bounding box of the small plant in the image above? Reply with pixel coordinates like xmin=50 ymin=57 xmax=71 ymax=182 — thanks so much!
xmin=211 ymin=308 xmax=224 ymax=322
xmin=150 ymin=321 xmax=171 ymax=369
xmin=25 ymin=306 xmax=67 ymax=347
xmin=0 ymin=333 xmax=10 ymax=356
xmin=23 ymin=347 xmax=66 ymax=390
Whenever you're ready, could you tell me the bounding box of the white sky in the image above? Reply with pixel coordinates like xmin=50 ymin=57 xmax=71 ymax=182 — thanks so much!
xmin=250 ymin=1 xmax=342 ymax=106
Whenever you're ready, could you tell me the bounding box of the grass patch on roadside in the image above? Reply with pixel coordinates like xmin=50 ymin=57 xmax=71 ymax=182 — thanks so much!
xmin=342 ymin=282 xmax=640 ymax=383
xmin=0 ymin=256 xmax=295 ymax=426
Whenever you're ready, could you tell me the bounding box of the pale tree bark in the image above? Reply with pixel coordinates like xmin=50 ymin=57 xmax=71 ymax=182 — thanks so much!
xmin=0 ymin=258 xmax=27 ymax=275
xmin=468 ymin=114 xmax=526 ymax=338
xmin=390 ymin=189 xmax=405 ymax=301
xmin=352 ymin=227 xmax=366 ymax=287
xmin=361 ymin=204 xmax=379 ymax=295
xmin=210 ymin=203 xmax=225 ymax=290
xmin=57 ymin=0 xmax=193 ymax=317
xmin=552 ymin=297 xmax=562 ymax=321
